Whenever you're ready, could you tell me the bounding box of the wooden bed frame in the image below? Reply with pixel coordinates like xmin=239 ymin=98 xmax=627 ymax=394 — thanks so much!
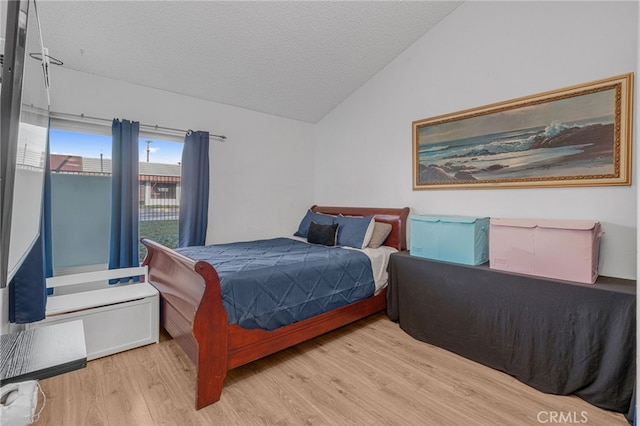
xmin=141 ymin=205 xmax=409 ymax=409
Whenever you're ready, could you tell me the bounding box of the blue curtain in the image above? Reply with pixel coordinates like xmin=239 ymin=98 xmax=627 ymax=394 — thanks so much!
xmin=9 ymin=130 xmax=53 ymax=323
xmin=109 ymin=119 xmax=140 ymax=282
xmin=179 ymin=131 xmax=209 ymax=247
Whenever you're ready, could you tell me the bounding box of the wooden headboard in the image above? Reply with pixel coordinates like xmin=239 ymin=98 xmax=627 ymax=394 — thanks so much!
xmin=310 ymin=205 xmax=410 ymax=251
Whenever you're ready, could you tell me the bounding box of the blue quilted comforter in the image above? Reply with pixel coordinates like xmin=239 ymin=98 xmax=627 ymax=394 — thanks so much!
xmin=176 ymin=237 xmax=375 ymax=330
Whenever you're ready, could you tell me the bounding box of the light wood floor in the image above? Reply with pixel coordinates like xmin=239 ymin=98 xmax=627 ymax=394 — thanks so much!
xmin=36 ymin=313 xmax=628 ymax=426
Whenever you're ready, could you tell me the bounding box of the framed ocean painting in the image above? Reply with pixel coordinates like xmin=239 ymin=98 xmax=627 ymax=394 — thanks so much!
xmin=412 ymin=73 xmax=633 ymax=190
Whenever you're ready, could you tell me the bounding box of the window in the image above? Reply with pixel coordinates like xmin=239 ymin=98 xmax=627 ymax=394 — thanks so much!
xmin=49 ymin=129 xmax=112 ymax=274
xmin=138 ymin=139 xmax=183 ymax=261
xmin=49 ymin=125 xmax=183 ymax=273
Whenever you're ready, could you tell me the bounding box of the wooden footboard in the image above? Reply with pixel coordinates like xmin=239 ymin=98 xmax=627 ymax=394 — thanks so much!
xmin=141 ymin=205 xmax=409 ymax=409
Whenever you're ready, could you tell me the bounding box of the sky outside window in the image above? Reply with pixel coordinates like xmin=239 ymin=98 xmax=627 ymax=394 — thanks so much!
xmin=49 ymin=129 xmax=183 ymax=164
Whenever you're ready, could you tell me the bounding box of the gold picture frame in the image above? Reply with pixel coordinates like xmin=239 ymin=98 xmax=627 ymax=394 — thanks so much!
xmin=412 ymin=73 xmax=633 ymax=190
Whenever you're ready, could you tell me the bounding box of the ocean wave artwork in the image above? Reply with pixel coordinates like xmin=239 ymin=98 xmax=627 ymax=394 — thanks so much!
xmin=412 ymin=74 xmax=632 ymax=189
xmin=418 ymin=118 xmax=614 ymax=181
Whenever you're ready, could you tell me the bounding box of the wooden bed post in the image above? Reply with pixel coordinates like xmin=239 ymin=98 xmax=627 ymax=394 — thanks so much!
xmin=192 ymin=261 xmax=228 ymax=410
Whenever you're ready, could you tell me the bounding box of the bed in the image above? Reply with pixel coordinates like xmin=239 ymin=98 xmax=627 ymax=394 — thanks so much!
xmin=141 ymin=205 xmax=409 ymax=409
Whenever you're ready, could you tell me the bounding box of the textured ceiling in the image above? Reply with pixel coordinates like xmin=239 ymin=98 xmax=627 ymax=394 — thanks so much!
xmin=37 ymin=1 xmax=461 ymax=123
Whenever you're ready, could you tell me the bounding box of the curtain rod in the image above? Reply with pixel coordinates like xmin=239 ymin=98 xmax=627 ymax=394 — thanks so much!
xmin=49 ymin=111 xmax=227 ymax=141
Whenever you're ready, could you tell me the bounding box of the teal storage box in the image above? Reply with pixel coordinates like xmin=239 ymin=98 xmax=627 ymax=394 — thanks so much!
xmin=410 ymin=215 xmax=489 ymax=265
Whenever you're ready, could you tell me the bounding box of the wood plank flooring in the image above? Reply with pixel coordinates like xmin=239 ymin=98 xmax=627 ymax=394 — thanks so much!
xmin=36 ymin=313 xmax=629 ymax=425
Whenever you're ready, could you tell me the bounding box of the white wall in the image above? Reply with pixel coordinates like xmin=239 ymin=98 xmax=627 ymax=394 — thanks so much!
xmin=48 ymin=68 xmax=316 ymax=244
xmin=315 ymin=1 xmax=638 ymax=280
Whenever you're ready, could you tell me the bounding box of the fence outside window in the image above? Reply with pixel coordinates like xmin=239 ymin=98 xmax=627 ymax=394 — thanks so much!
xmin=50 ymin=153 xmax=181 ymax=267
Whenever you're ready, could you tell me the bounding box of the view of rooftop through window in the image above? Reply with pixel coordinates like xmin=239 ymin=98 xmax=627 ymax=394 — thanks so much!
xmin=49 ymin=129 xmax=184 ymax=271
xmin=49 ymin=129 xmax=183 ymax=163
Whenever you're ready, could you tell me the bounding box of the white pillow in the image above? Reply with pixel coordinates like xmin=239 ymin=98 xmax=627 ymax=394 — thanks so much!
xmin=363 ymin=217 xmax=376 ymax=248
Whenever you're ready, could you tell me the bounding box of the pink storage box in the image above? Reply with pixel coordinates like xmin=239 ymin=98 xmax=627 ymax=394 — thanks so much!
xmin=489 ymin=218 xmax=602 ymax=284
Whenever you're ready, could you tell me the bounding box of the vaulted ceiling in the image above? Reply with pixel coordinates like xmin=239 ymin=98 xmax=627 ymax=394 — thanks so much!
xmin=37 ymin=1 xmax=461 ymax=123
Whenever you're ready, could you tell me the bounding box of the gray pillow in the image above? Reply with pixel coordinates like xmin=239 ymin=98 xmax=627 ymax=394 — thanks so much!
xmin=367 ymin=222 xmax=393 ymax=248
